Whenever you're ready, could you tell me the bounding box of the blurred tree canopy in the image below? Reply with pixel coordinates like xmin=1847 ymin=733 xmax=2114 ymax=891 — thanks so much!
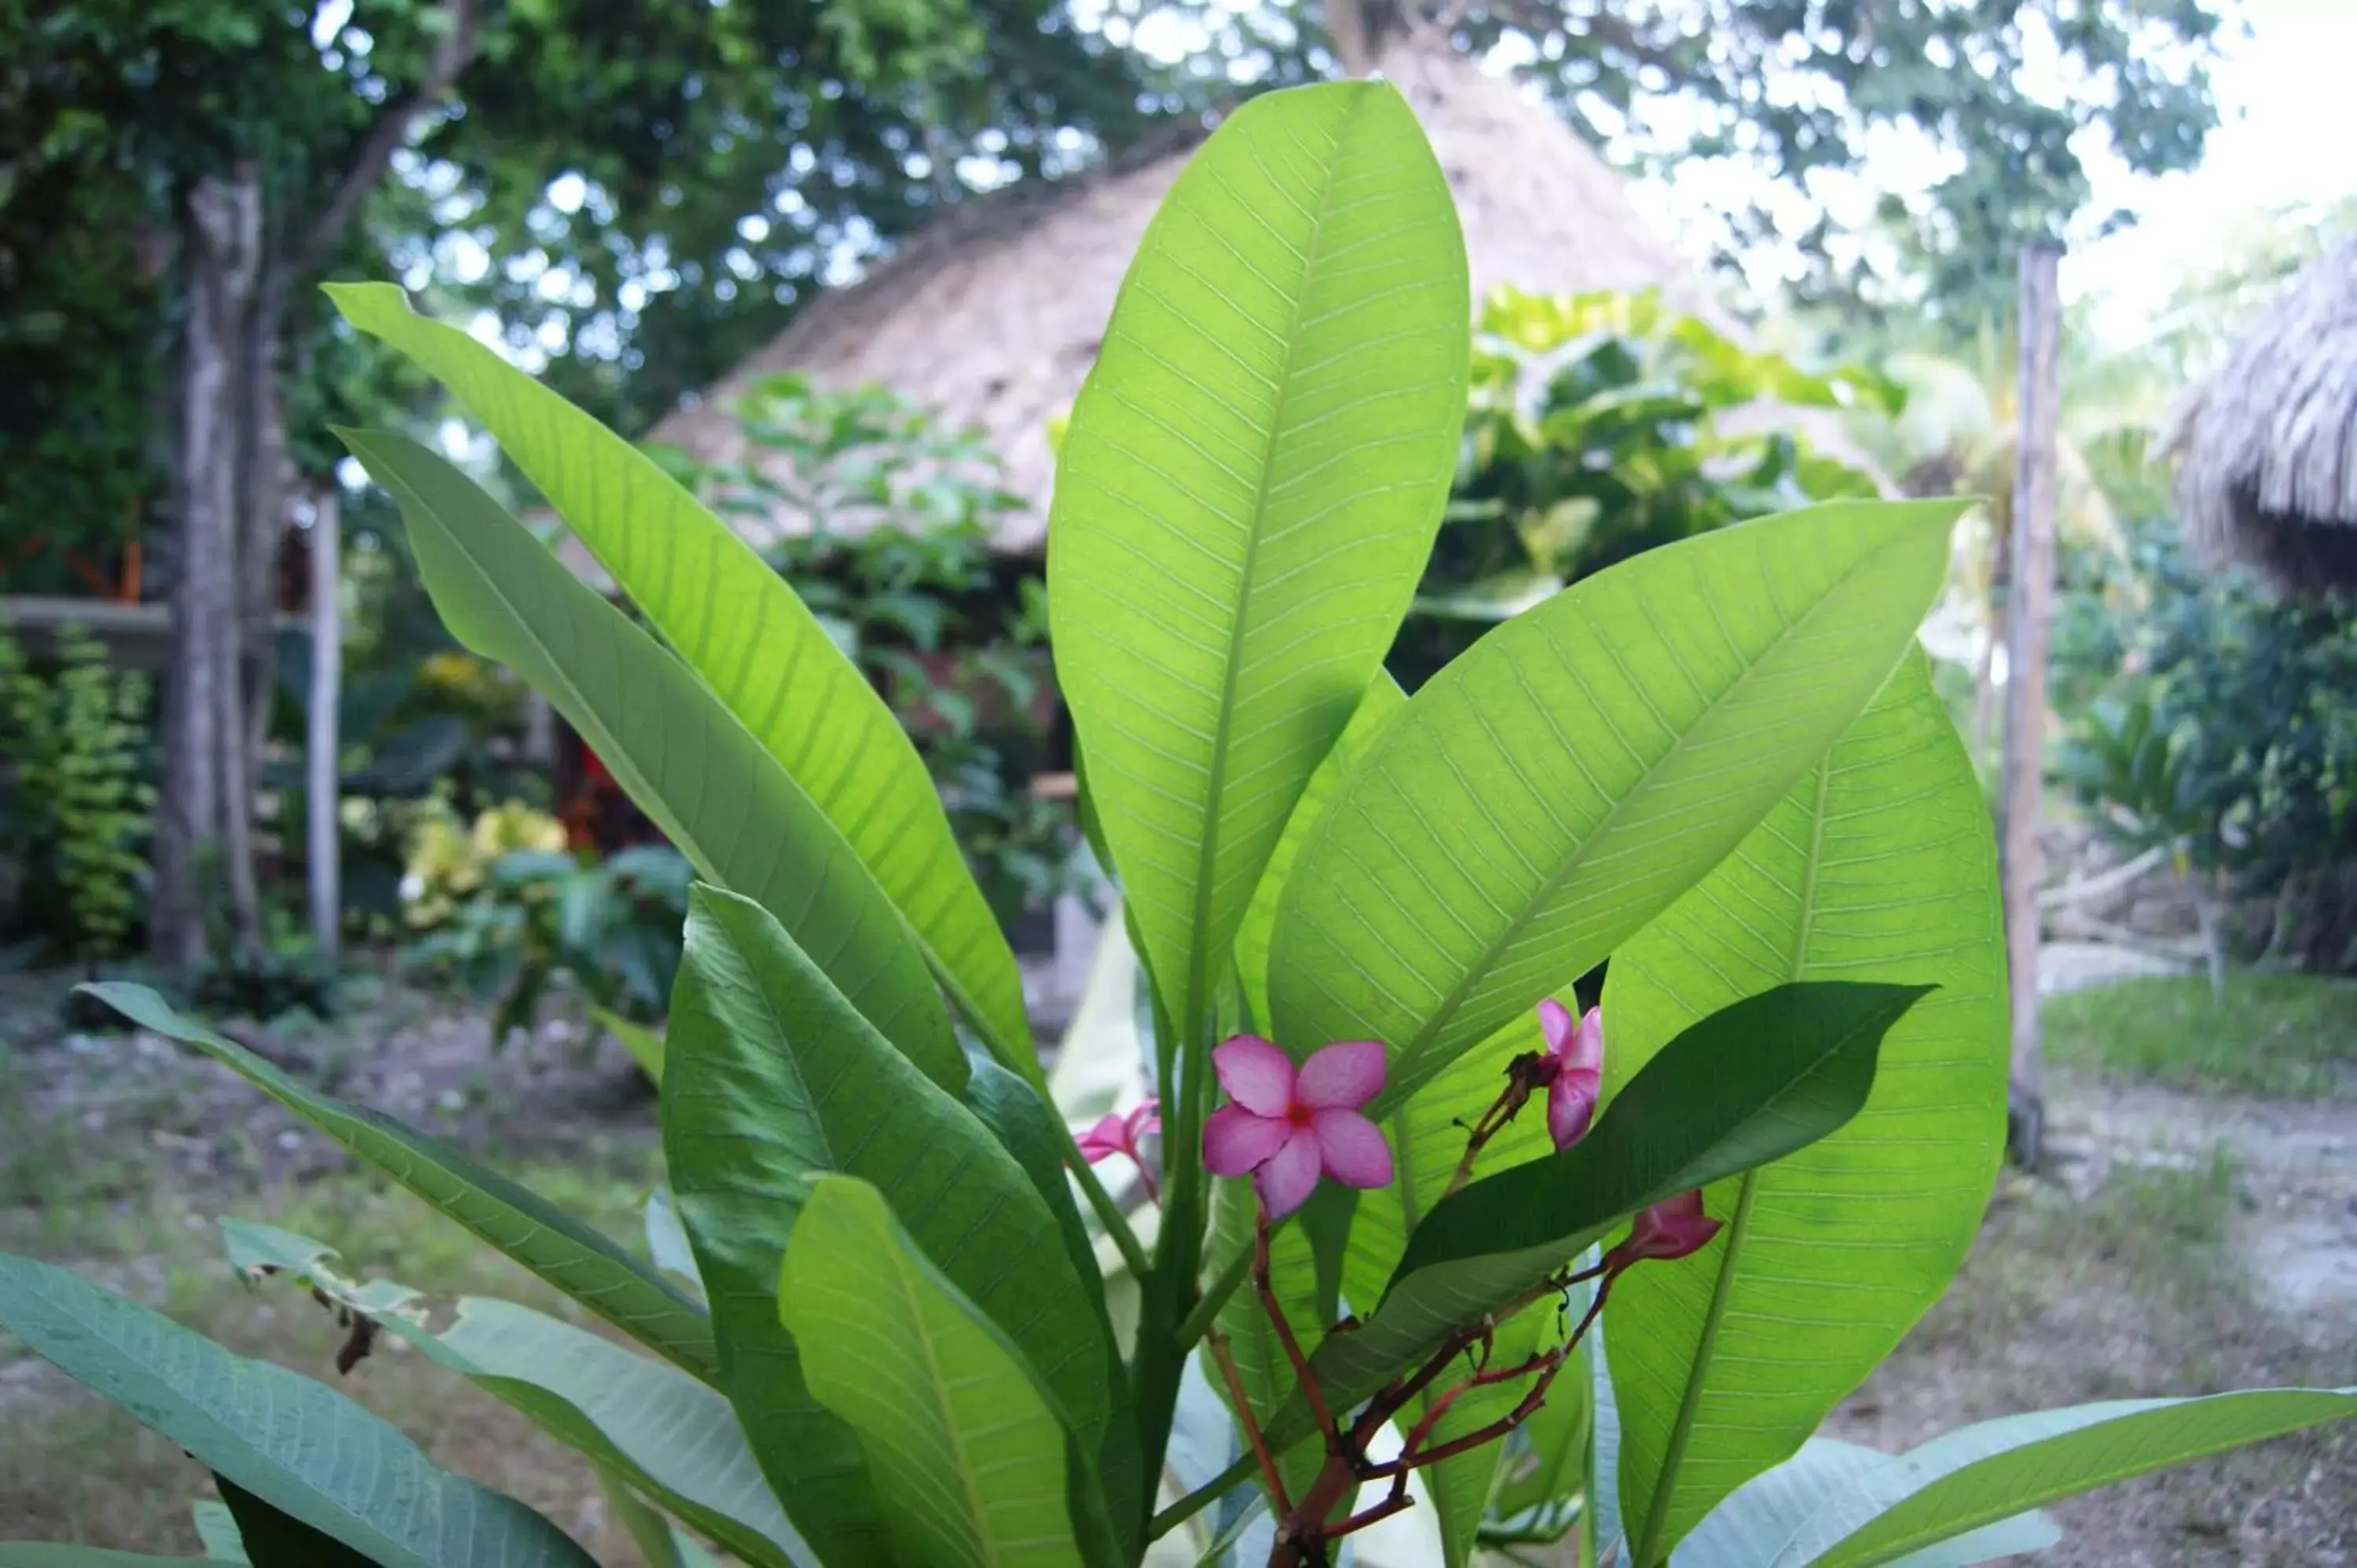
xmin=1 ymin=0 xmax=1161 ymax=554
xmin=1152 ymin=0 xmax=2231 ymax=335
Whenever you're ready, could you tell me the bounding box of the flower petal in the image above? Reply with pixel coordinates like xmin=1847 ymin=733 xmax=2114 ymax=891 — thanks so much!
xmin=1252 ymin=1129 xmax=1324 ymax=1219
xmin=1201 ymin=1104 xmax=1289 ymax=1176
xmin=1213 ymin=1035 xmax=1296 ymax=1117
xmin=1312 ymin=1109 xmax=1394 ymax=1189
xmin=1077 ymin=1112 xmax=1128 ymax=1162
xmin=1124 ymin=1100 xmax=1163 ymax=1142
xmin=1569 ymin=1006 xmax=1604 ymax=1073
xmin=1546 ymin=1072 xmax=1598 ymax=1152
xmin=1296 ymin=1039 xmax=1387 ymax=1110
xmin=1538 ymin=998 xmax=1577 ymax=1059
xmin=1611 ymin=1190 xmax=1721 ymax=1267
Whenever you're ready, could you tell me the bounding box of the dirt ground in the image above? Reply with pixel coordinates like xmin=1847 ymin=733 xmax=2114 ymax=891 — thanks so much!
xmin=1 ymin=966 xmax=2352 ymax=1565
xmin=1827 ymin=1083 xmax=2357 ymax=1566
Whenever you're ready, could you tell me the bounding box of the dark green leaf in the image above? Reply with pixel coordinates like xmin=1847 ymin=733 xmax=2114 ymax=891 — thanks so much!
xmin=79 ymin=984 xmax=713 ymax=1381
xmin=663 ymin=886 xmax=1112 ymax=1565
xmin=0 ymin=1255 xmax=593 ymax=1568
xmin=214 ymin=1478 xmax=373 ymax=1567
xmin=1265 ymin=982 xmax=1928 ymax=1449
xmin=220 ymin=1223 xmax=798 ymax=1567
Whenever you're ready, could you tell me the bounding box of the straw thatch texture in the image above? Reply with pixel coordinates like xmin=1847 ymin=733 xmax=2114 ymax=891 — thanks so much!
xmin=2168 ymin=238 xmax=2357 ymax=592
xmin=647 ymin=37 xmax=1721 ymax=555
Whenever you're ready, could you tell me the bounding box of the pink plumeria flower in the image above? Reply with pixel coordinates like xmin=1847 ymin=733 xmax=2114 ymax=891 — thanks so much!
xmin=1200 ymin=1035 xmax=1394 ymax=1219
xmin=1535 ymin=999 xmax=1604 ymax=1151
xmin=1076 ymin=1100 xmax=1161 ymax=1203
xmin=1604 ymin=1191 xmax=1722 ymax=1272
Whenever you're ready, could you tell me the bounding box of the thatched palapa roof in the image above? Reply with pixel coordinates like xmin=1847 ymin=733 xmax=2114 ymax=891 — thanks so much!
xmin=2168 ymin=237 xmax=2357 ymax=592
xmin=647 ymin=34 xmax=1728 ymax=555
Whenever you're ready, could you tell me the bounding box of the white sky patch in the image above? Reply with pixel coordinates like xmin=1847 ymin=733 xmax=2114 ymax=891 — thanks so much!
xmin=1619 ymin=0 xmax=2357 ymax=345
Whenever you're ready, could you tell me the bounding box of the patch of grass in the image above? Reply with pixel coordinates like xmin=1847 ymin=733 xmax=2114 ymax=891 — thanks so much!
xmin=2045 ymin=972 xmax=2357 ymax=1097
xmin=1835 ymin=1152 xmax=2356 ymax=1565
xmin=0 ymin=1154 xmax=664 ymax=1562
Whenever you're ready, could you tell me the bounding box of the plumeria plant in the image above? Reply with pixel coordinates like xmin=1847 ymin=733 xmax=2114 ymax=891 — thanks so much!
xmin=3 ymin=79 xmax=2351 ymax=1568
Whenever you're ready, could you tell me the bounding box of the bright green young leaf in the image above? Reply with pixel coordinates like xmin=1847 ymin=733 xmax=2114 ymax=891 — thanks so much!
xmin=1266 ymin=983 xmax=1926 ymax=1449
xmin=339 ymin=428 xmax=962 ymax=1091
xmin=0 ymin=1255 xmax=593 ymax=1568
xmin=219 ymin=1223 xmax=801 ymax=1568
xmin=1671 ymin=1439 xmax=2055 ymax=1568
xmin=328 ymin=283 xmax=1035 ymax=1079
xmin=1235 ymin=673 xmax=1407 ymax=1030
xmin=779 ymin=1176 xmax=1087 ymax=1568
xmin=1048 ymin=76 xmax=1468 ymax=1043
xmin=214 ymin=1477 xmax=373 ymax=1567
xmin=663 ymin=886 xmax=1111 ymax=1564
xmin=79 ymin=983 xmax=714 ymax=1382
xmin=1604 ymin=651 xmax=2007 ymax=1559
xmin=1782 ymin=1388 xmax=2357 ymax=1567
xmin=1269 ymin=497 xmax=1966 ymax=1112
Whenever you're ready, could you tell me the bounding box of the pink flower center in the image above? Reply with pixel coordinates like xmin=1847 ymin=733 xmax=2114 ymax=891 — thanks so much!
xmin=1286 ymin=1101 xmax=1315 ymax=1129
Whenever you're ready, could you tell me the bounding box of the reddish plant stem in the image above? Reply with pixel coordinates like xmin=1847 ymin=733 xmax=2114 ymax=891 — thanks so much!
xmin=1442 ymin=1050 xmax=1552 ymax=1197
xmin=1252 ymin=1192 xmax=1627 ymax=1567
xmin=1255 ymin=1212 xmax=1339 ymax=1443
xmin=1207 ymin=1328 xmax=1292 ymax=1516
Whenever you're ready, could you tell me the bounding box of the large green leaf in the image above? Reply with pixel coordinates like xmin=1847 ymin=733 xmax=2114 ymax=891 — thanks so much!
xmin=1234 ymin=672 xmax=1406 ymax=1030
xmin=1670 ymin=1440 xmax=2055 ymax=1568
xmin=0 ymin=1255 xmax=593 ymax=1568
xmin=664 ymin=886 xmax=1111 ymax=1565
xmin=79 ymin=983 xmax=713 ymax=1381
xmin=1048 ymin=77 xmax=1467 ymax=1043
xmin=328 ymin=284 xmax=1034 ymax=1078
xmin=1604 ymin=652 xmax=2007 ymax=1559
xmin=779 ymin=1176 xmax=1087 ymax=1568
xmin=1779 ymin=1389 xmax=2357 ymax=1567
xmin=336 ymin=428 xmax=962 ymax=1092
xmin=1268 ymin=497 xmax=1966 ymax=1112
xmin=1266 ymin=983 xmax=1926 ymax=1449
xmin=219 ymin=1223 xmax=803 ymax=1568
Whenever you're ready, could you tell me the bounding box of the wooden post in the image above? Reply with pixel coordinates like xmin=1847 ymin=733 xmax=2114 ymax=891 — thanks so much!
xmin=2000 ymin=244 xmax=2062 ymax=1167
xmin=306 ymin=484 xmax=342 ymax=962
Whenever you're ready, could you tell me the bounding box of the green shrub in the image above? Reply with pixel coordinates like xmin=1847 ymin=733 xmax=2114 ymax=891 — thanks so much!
xmin=0 ymin=620 xmax=154 ymax=960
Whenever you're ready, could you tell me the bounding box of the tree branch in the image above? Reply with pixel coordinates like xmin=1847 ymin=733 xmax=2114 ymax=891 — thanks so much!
xmin=280 ymin=0 xmax=484 ymax=287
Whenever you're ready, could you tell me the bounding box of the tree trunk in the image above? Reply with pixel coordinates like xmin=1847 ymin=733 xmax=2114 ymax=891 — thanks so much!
xmin=154 ymin=168 xmax=264 ymax=973
xmin=307 ymin=483 xmax=343 ymax=962
xmin=229 ymin=279 xmax=290 ymax=962
xmin=2000 ymin=245 xmax=2062 ymax=1168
